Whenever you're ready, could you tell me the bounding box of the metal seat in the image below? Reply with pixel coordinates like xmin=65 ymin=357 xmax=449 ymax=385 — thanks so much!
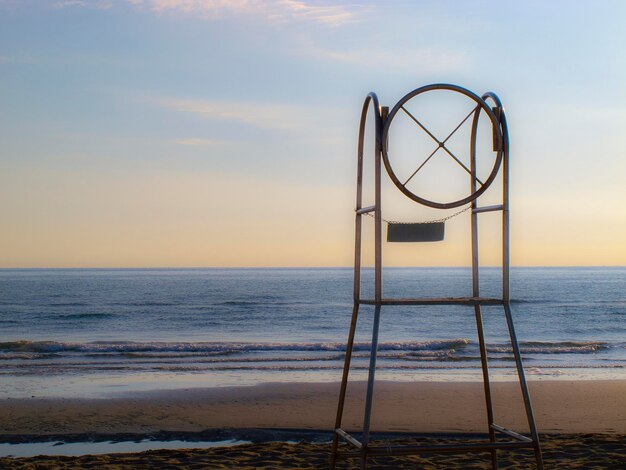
xmin=386 ymin=222 xmax=444 ymax=242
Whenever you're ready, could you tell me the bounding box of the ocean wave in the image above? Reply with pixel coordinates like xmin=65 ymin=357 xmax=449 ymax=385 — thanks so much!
xmin=0 ymin=339 xmax=618 ymax=357
xmin=0 ymin=352 xmax=61 ymax=360
xmin=56 ymin=313 xmax=117 ymax=319
xmin=488 ymin=341 xmax=610 ymax=354
xmin=0 ymin=352 xmax=519 ymax=365
xmin=0 ymin=338 xmax=619 ymax=369
xmin=214 ymin=301 xmax=316 ymax=307
xmin=4 ymin=362 xmax=623 ymax=376
xmin=47 ymin=302 xmax=91 ymax=307
xmin=0 ymin=339 xmax=471 ymax=355
xmin=103 ymin=301 xmax=182 ymax=307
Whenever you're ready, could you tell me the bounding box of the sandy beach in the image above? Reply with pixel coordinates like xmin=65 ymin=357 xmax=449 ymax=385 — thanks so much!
xmin=1 ymin=380 xmax=624 ymax=436
xmin=2 ymin=434 xmax=625 ymax=469
xmin=1 ymin=380 xmax=625 ymax=468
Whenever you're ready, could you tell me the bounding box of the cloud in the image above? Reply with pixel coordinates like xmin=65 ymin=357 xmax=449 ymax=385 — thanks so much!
xmin=54 ymin=0 xmax=84 ymax=6
xmin=149 ymin=96 xmax=335 ymax=130
xmin=304 ymin=42 xmax=470 ymax=73
xmin=175 ymin=138 xmax=221 ymax=146
xmin=0 ymin=55 xmax=35 ymax=64
xmin=55 ymin=0 xmax=360 ymax=26
xmin=138 ymin=0 xmax=358 ymax=26
xmin=53 ymin=0 xmax=113 ymax=9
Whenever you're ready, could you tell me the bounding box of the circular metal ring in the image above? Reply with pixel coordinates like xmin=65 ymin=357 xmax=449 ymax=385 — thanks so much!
xmin=382 ymin=84 xmax=503 ymax=209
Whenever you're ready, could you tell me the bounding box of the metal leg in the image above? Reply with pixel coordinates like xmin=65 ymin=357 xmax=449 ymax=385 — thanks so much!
xmin=475 ymin=305 xmax=498 ymax=470
xmin=503 ymin=303 xmax=544 ymax=470
xmin=330 ymin=303 xmax=361 ymax=469
xmin=360 ymin=305 xmax=382 ymax=469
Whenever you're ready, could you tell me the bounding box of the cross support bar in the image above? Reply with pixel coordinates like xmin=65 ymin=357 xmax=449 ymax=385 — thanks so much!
xmin=358 ymin=297 xmax=504 ymax=306
xmin=356 ymin=205 xmax=376 ymax=215
xmin=491 ymin=424 xmax=533 ymax=442
xmin=473 ymin=204 xmax=504 ymax=214
xmin=334 ymin=428 xmax=362 ymax=449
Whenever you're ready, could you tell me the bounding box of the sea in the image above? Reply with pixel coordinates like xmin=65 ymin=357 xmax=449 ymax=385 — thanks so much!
xmin=0 ymin=267 xmax=624 ymax=398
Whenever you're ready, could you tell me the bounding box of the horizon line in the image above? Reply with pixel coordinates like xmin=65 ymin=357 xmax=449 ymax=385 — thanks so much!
xmin=1 ymin=265 xmax=624 ymax=270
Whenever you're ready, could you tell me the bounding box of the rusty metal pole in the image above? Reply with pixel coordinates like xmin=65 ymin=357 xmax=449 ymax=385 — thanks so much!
xmin=471 ymin=105 xmax=498 ymax=470
xmin=330 ymin=94 xmax=380 ymax=469
xmin=499 ymin=108 xmax=544 ymax=470
xmin=360 ymin=105 xmax=386 ymax=469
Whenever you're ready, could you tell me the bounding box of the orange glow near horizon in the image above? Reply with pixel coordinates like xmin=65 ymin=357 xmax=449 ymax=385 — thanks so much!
xmin=2 ymin=165 xmax=624 ymax=268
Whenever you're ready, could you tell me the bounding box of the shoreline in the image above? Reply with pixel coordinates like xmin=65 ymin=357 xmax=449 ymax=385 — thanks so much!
xmin=2 ymin=434 xmax=625 ymax=468
xmin=1 ymin=380 xmax=624 ymax=437
xmin=2 ymin=380 xmax=624 ymax=467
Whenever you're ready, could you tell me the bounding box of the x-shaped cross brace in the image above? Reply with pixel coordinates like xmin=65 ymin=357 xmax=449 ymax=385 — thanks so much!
xmin=400 ymin=105 xmax=484 ymax=187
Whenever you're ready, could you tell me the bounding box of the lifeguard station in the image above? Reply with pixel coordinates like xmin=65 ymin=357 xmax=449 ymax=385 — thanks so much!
xmin=330 ymin=84 xmax=543 ymax=469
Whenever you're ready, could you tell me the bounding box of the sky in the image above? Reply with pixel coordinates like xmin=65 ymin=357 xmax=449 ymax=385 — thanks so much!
xmin=1 ymin=0 xmax=625 ymax=268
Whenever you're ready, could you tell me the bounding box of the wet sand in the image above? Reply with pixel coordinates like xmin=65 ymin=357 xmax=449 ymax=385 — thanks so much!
xmin=1 ymin=380 xmax=624 ymax=435
xmin=0 ymin=380 xmax=624 ymax=468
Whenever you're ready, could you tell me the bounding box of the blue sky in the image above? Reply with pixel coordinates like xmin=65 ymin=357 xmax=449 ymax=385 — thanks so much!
xmin=1 ymin=0 xmax=625 ymax=267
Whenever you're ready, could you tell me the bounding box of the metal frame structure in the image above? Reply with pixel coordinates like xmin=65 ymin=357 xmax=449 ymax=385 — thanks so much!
xmin=330 ymin=84 xmax=544 ymax=469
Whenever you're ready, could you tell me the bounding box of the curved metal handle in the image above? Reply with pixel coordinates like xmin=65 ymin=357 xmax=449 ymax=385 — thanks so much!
xmin=354 ymin=92 xmax=383 ymax=302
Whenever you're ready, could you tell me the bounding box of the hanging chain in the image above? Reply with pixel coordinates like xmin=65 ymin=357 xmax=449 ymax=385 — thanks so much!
xmin=364 ymin=204 xmax=471 ymax=225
